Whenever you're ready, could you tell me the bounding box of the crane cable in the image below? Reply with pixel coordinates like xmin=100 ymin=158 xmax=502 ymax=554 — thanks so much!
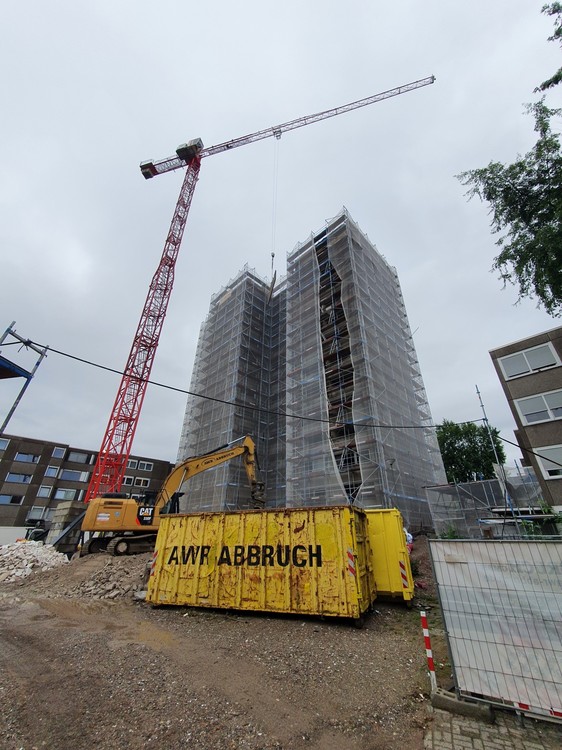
xmin=271 ymin=135 xmax=281 ymax=277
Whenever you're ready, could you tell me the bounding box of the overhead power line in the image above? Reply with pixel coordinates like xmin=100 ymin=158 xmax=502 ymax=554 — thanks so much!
xmin=16 ymin=336 xmax=562 ymax=468
xmin=23 ymin=338 xmax=482 ymax=432
xmin=39 ymin=342 xmax=559 ymax=469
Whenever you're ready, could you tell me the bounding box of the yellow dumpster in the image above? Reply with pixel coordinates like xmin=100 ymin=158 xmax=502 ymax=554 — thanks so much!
xmin=146 ymin=505 xmax=376 ymax=622
xmin=364 ymin=508 xmax=414 ymax=603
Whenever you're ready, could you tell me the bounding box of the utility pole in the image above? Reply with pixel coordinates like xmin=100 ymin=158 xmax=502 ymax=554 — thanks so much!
xmin=0 ymin=322 xmax=49 ymax=435
xmin=475 ymin=385 xmax=521 ymax=536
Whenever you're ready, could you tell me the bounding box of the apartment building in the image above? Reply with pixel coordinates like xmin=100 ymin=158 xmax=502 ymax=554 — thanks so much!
xmin=0 ymin=432 xmax=173 ymax=529
xmin=490 ymin=325 xmax=562 ymax=508
xmin=178 ymin=209 xmax=445 ymax=529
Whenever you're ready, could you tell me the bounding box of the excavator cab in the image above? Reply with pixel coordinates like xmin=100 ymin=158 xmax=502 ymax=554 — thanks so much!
xmin=138 ymin=490 xmax=158 ymax=506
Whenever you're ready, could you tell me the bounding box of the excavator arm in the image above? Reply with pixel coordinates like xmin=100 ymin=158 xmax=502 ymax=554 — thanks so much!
xmin=154 ymin=435 xmax=265 ymax=517
xmin=80 ymin=435 xmax=266 ymax=556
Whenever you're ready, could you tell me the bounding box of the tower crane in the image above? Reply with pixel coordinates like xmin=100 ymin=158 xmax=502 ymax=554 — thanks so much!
xmin=84 ymin=75 xmax=435 ymax=502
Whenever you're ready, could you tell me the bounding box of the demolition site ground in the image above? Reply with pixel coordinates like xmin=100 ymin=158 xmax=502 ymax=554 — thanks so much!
xmin=0 ymin=537 xmax=560 ymax=750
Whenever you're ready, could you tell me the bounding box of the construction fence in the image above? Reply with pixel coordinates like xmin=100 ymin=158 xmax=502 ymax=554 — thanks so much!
xmin=426 ymin=472 xmax=552 ymax=540
xmin=429 ymin=539 xmax=562 ymax=722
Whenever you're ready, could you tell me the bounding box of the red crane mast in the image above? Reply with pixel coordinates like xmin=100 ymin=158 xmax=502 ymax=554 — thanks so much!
xmin=84 ymin=75 xmax=435 ymax=502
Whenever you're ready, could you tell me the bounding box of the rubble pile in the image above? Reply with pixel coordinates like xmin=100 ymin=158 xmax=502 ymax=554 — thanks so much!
xmin=0 ymin=543 xmax=150 ymax=600
xmin=0 ymin=541 xmax=69 ymax=583
xmin=62 ymin=555 xmax=149 ymax=600
xmin=0 ymin=540 xmax=150 ymax=600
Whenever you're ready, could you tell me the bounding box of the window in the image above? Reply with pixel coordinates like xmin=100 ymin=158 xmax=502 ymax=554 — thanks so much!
xmin=54 ymin=488 xmax=77 ymax=501
xmin=122 ymin=476 xmax=134 ymax=486
xmin=52 ymin=446 xmax=66 ymax=459
xmin=15 ymin=452 xmax=40 ymax=464
xmin=45 ymin=466 xmax=58 ymax=478
xmin=499 ymin=343 xmax=560 ymax=380
xmin=138 ymin=461 xmax=153 ymax=472
xmin=37 ymin=485 xmax=52 ymax=498
xmin=68 ymin=451 xmax=89 ymax=463
xmin=535 ymin=445 xmax=562 ymax=478
xmin=6 ymin=472 xmax=33 ymax=483
xmin=516 ymin=389 xmax=562 ymax=425
xmin=27 ymin=506 xmax=46 ymax=521
xmin=0 ymin=438 xmax=9 ymax=451
xmin=127 ymin=459 xmax=138 ymax=470
xmin=59 ymin=469 xmax=89 ymax=482
xmin=134 ymin=477 xmax=150 ymax=488
xmin=0 ymin=494 xmax=23 ymax=505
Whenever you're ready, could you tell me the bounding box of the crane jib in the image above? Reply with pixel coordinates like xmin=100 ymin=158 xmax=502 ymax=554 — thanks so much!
xmin=141 ymin=75 xmax=435 ymax=177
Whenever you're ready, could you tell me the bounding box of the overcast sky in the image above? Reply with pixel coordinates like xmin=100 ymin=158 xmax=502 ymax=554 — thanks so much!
xmin=1 ymin=1 xmax=560 ymax=471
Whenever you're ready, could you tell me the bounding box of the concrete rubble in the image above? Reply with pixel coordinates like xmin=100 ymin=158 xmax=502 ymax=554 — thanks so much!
xmin=0 ymin=540 xmax=150 ymax=600
xmin=61 ymin=555 xmax=149 ymax=600
xmin=0 ymin=540 xmax=69 ymax=583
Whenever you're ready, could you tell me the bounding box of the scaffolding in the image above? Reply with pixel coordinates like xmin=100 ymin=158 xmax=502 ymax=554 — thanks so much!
xmin=178 ymin=210 xmax=446 ymax=527
xmin=178 ymin=265 xmax=286 ymax=511
xmin=0 ymin=321 xmax=49 ymax=435
xmin=426 ymin=466 xmax=558 ymax=539
xmin=285 ymin=209 xmax=446 ymax=528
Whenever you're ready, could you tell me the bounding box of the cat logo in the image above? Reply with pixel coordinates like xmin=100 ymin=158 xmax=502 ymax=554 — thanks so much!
xmin=137 ymin=506 xmax=155 ymax=526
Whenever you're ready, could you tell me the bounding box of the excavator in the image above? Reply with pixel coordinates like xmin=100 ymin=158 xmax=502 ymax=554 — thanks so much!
xmin=80 ymin=435 xmax=265 ymax=556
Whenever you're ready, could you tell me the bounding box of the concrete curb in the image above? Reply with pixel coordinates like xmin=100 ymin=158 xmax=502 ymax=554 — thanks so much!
xmin=431 ymin=687 xmax=495 ymax=723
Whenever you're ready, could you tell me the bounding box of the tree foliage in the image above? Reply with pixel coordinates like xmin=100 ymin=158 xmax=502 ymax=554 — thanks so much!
xmin=458 ymin=101 xmax=562 ymax=317
xmin=536 ymin=3 xmax=562 ymax=92
xmin=436 ymin=419 xmax=506 ymax=484
xmin=457 ymin=6 xmax=562 ymax=318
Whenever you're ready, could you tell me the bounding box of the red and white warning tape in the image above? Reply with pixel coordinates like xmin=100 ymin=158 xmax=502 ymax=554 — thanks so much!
xmin=420 ymin=610 xmax=437 ymax=691
xmin=515 ymin=702 xmax=562 ymax=720
xmin=347 ymin=548 xmax=356 ymax=577
xmin=399 ymin=559 xmax=409 ymax=589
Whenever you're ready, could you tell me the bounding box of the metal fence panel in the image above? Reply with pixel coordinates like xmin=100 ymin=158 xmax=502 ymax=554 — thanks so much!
xmin=429 ymin=539 xmax=562 ymax=721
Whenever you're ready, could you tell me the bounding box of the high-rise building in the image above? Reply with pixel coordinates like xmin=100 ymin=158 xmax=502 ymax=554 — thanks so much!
xmin=178 ymin=209 xmax=446 ymax=528
xmin=177 ymin=265 xmax=287 ymax=510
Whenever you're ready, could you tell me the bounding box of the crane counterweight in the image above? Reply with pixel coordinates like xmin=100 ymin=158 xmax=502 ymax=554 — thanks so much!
xmin=140 ymin=160 xmax=158 ymax=179
xmin=176 ymin=138 xmax=204 ymax=163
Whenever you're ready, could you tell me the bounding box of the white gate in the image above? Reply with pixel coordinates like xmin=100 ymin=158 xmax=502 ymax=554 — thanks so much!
xmin=428 ymin=539 xmax=562 ymax=721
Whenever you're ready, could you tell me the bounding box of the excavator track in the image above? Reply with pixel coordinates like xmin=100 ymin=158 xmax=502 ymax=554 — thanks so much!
xmin=81 ymin=537 xmax=109 ymax=556
xmin=106 ymin=534 xmax=157 ymax=556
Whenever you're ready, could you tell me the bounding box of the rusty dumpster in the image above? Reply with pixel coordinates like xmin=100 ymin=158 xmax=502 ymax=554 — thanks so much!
xmin=146 ymin=505 xmax=376 ymax=622
xmin=364 ymin=508 xmax=414 ymax=603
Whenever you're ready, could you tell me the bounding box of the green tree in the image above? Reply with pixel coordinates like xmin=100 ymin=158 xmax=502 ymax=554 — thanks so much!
xmin=457 ymin=6 xmax=562 ymax=317
xmin=458 ymin=101 xmax=562 ymax=317
xmin=536 ymin=3 xmax=562 ymax=92
xmin=435 ymin=419 xmax=506 ymax=484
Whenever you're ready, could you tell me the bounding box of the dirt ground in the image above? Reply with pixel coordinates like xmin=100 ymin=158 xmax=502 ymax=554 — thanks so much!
xmin=0 ymin=538 xmax=448 ymax=750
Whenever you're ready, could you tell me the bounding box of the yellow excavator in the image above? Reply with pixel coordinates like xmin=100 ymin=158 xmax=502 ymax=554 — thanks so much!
xmin=80 ymin=435 xmax=265 ymax=556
